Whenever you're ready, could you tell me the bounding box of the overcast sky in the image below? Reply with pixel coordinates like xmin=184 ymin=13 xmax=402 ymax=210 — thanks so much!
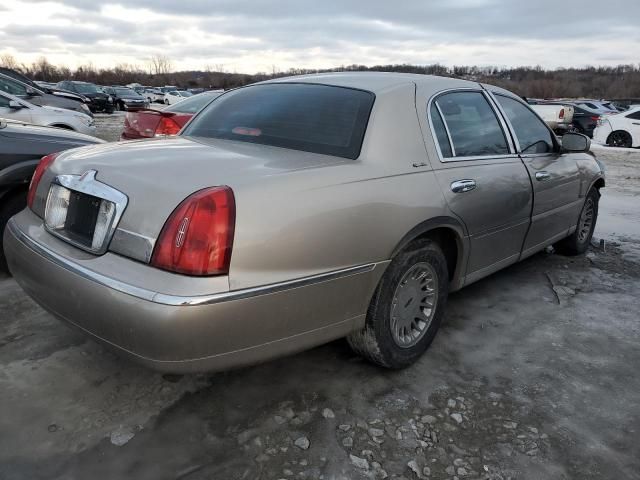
xmin=1 ymin=0 xmax=638 ymax=73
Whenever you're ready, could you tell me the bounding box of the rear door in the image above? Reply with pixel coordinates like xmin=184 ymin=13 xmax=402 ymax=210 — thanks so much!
xmin=491 ymin=93 xmax=582 ymax=257
xmin=424 ymin=89 xmax=533 ymax=283
xmin=626 ymin=110 xmax=640 ymax=145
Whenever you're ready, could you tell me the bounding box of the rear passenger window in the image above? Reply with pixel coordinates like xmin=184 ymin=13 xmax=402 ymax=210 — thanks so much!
xmin=430 ymin=103 xmax=453 ymax=158
xmin=432 ymin=91 xmax=509 ymax=158
xmin=495 ymin=95 xmax=555 ymax=154
xmin=627 ymin=111 xmax=640 ymax=120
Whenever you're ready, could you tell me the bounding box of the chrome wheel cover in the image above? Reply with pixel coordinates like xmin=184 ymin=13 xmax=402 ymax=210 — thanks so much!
xmin=577 ymin=197 xmax=595 ymax=243
xmin=390 ymin=262 xmax=438 ymax=348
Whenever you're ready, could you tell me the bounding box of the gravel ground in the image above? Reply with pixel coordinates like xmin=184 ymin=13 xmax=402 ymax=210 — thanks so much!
xmin=93 ymin=112 xmax=127 ymax=142
xmin=1 ymin=127 xmax=639 ymax=479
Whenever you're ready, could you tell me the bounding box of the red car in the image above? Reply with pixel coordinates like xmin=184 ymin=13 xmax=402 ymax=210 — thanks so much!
xmin=120 ymin=90 xmax=223 ymax=140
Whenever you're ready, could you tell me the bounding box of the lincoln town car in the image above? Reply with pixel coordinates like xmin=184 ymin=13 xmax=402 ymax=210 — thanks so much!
xmin=4 ymin=73 xmax=605 ymax=372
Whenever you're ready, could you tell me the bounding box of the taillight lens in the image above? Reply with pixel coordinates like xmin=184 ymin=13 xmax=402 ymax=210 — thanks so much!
xmin=590 ymin=116 xmax=600 ymax=122
xmin=27 ymin=152 xmax=59 ymax=210
xmin=155 ymin=116 xmax=181 ymax=136
xmin=150 ymin=186 xmax=235 ymax=276
xmin=559 ymin=108 xmax=565 ymax=120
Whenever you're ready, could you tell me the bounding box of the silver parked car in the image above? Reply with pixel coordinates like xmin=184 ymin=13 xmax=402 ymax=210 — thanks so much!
xmin=5 ymin=73 xmax=604 ymax=372
xmin=0 ymin=90 xmax=96 ymax=136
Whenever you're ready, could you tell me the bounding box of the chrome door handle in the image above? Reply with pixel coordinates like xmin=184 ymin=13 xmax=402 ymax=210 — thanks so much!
xmin=451 ymin=179 xmax=476 ymax=193
xmin=536 ymin=171 xmax=551 ymax=181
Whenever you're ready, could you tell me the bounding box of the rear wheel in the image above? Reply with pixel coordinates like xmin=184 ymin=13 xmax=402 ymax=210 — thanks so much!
xmin=554 ymin=188 xmax=599 ymax=256
xmin=607 ymin=130 xmax=632 ymax=148
xmin=0 ymin=191 xmax=27 ymax=273
xmin=347 ymin=239 xmax=449 ymax=368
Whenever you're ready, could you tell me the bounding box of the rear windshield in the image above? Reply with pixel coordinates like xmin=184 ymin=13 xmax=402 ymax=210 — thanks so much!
xmin=168 ymin=92 xmax=222 ymax=114
xmin=182 ymin=83 xmax=375 ymax=159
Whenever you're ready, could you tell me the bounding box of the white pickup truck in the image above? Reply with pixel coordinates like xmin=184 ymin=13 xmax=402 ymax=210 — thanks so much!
xmin=527 ymin=101 xmax=575 ymax=134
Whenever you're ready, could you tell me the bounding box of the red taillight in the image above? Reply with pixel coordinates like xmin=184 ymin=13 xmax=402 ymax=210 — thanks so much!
xmin=27 ymin=152 xmax=59 ymax=210
xmin=559 ymin=108 xmax=565 ymax=120
xmin=590 ymin=116 xmax=600 ymax=122
xmin=155 ymin=116 xmax=182 ymax=136
xmin=150 ymin=186 xmax=235 ymax=276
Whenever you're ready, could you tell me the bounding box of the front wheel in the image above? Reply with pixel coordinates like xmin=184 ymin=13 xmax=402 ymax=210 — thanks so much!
xmin=347 ymin=239 xmax=449 ymax=369
xmin=554 ymin=188 xmax=600 ymax=256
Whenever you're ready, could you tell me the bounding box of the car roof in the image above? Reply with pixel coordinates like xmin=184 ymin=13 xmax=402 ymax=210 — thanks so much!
xmin=263 ymin=72 xmax=480 ymax=95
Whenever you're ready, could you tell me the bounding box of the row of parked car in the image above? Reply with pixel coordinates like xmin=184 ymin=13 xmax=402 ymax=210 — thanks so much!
xmin=529 ymin=97 xmax=640 ymax=148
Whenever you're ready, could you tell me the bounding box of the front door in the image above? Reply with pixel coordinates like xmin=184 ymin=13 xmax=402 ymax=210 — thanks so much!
xmin=491 ymin=93 xmax=582 ymax=257
xmin=0 ymin=95 xmax=32 ymax=124
xmin=425 ymin=90 xmax=533 ymax=284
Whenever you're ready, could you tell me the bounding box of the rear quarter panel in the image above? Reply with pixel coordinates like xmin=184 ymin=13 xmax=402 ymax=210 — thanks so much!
xmin=228 ymin=82 xmax=454 ymax=290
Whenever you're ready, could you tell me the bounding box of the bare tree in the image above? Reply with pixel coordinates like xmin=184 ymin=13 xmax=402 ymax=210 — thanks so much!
xmin=0 ymin=52 xmax=19 ymax=70
xmin=149 ymin=54 xmax=174 ymax=75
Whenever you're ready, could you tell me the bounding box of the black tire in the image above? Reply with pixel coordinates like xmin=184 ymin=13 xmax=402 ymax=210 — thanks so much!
xmin=0 ymin=191 xmax=27 ymax=273
xmin=607 ymin=130 xmax=632 ymax=148
xmin=554 ymin=188 xmax=600 ymax=256
xmin=348 ymin=239 xmax=449 ymax=368
xmin=105 ymin=107 xmax=114 ymax=114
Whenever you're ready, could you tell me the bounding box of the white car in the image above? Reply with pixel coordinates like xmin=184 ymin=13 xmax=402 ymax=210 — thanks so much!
xmin=163 ymin=90 xmax=193 ymax=105
xmin=0 ymin=90 xmax=96 ymax=136
xmin=529 ymin=104 xmax=574 ymax=133
xmin=593 ymin=106 xmax=640 ymax=148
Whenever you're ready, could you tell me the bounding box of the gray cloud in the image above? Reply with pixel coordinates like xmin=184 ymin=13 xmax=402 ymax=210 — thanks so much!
xmin=4 ymin=0 xmax=640 ymax=71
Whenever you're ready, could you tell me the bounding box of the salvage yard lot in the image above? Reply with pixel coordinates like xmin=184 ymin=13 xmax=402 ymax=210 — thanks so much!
xmin=1 ymin=119 xmax=639 ymax=479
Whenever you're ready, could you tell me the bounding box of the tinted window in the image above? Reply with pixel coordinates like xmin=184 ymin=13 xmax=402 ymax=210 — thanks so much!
xmin=74 ymin=83 xmax=99 ymax=94
xmin=496 ymin=95 xmax=555 ymax=154
xmin=430 ymin=103 xmax=452 ymax=157
xmin=169 ymin=92 xmax=222 ymax=114
xmin=184 ymin=83 xmax=375 ymax=159
xmin=0 ymin=76 xmax=27 ymax=96
xmin=0 ymin=95 xmax=11 ymax=108
xmin=434 ymin=91 xmax=508 ymax=157
xmin=626 ymin=111 xmax=640 ymax=120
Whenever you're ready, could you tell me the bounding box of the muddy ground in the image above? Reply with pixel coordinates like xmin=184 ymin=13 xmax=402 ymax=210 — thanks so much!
xmin=1 ymin=118 xmax=639 ymax=479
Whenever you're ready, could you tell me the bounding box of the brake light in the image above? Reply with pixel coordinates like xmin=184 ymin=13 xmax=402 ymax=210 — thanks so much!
xmin=559 ymin=108 xmax=565 ymax=120
xmin=150 ymin=186 xmax=235 ymax=276
xmin=590 ymin=116 xmax=600 ymax=122
xmin=155 ymin=116 xmax=181 ymax=136
xmin=27 ymin=152 xmax=59 ymax=210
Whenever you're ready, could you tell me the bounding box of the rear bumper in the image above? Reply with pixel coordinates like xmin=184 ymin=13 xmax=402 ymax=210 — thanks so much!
xmin=592 ymin=125 xmax=612 ymax=145
xmin=5 ymin=210 xmax=380 ymax=372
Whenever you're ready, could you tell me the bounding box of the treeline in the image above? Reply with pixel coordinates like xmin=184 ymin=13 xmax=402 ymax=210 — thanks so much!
xmin=2 ymin=54 xmax=640 ymax=99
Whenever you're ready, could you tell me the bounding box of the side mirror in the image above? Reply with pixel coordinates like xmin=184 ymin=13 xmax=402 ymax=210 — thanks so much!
xmin=25 ymin=86 xmax=40 ymax=97
xmin=8 ymin=100 xmax=24 ymax=109
xmin=561 ymin=132 xmax=590 ymax=153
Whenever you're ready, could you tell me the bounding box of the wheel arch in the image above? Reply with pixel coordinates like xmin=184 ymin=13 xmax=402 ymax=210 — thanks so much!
xmin=389 ymin=217 xmax=467 ymax=291
xmin=49 ymin=123 xmax=75 ymax=131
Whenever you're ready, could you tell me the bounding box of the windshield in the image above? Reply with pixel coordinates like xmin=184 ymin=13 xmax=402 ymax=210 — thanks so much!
xmin=178 ymin=91 xmax=193 ymax=97
xmin=168 ymin=92 xmax=222 ymax=114
xmin=183 ymin=83 xmax=375 ymax=159
xmin=115 ymin=88 xmax=137 ymax=96
xmin=74 ymin=83 xmax=100 ymax=94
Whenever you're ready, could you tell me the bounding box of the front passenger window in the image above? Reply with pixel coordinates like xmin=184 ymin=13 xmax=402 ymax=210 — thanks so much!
xmin=496 ymin=95 xmax=555 ymax=154
xmin=0 ymin=78 xmax=27 ymax=96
